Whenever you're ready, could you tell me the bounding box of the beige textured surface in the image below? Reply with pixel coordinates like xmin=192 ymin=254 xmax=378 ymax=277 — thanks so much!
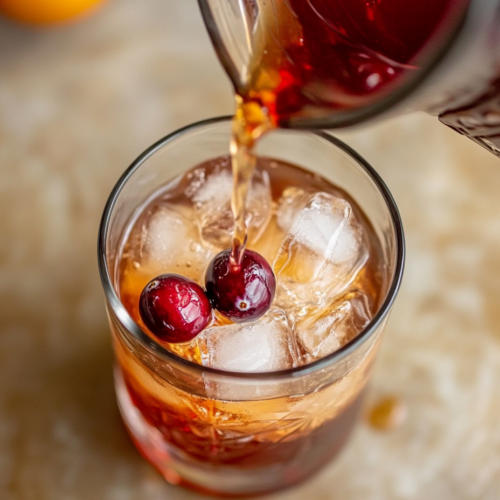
xmin=1 ymin=1 xmax=500 ymax=499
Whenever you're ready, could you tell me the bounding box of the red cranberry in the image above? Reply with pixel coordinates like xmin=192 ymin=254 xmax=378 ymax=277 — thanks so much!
xmin=139 ymin=274 xmax=212 ymax=343
xmin=205 ymin=249 xmax=276 ymax=322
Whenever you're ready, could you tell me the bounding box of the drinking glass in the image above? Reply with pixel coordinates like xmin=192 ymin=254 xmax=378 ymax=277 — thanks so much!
xmin=98 ymin=116 xmax=405 ymax=497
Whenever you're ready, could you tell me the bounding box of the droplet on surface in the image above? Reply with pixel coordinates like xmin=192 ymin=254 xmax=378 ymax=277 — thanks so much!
xmin=366 ymin=396 xmax=407 ymax=431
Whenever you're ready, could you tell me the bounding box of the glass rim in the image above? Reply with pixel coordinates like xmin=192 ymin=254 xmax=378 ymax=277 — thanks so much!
xmin=98 ymin=116 xmax=405 ymax=381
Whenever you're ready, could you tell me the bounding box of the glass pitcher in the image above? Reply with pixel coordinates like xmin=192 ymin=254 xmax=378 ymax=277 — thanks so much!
xmin=198 ymin=0 xmax=500 ymax=156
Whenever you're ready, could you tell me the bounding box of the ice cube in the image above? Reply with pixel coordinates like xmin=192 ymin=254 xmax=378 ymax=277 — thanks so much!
xmin=296 ymin=290 xmax=372 ymax=361
xmin=137 ymin=203 xmax=213 ymax=283
xmin=198 ymin=308 xmax=298 ymax=373
xmin=189 ymin=166 xmax=272 ymax=249
xmin=273 ymin=192 xmax=369 ymax=320
xmin=276 ymin=186 xmax=311 ymax=233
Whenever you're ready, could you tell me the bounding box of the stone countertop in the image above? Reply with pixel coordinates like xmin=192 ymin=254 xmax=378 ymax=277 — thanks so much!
xmin=1 ymin=1 xmax=500 ymax=499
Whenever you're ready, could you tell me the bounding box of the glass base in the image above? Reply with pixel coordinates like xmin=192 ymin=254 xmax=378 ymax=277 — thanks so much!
xmin=114 ymin=366 xmax=361 ymax=498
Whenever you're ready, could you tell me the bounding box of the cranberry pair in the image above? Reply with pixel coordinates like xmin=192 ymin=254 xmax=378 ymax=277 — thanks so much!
xmin=139 ymin=249 xmax=276 ymax=343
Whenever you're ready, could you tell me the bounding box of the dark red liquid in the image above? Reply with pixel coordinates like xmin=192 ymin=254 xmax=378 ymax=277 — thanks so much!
xmin=248 ymin=0 xmax=460 ymax=125
xmin=123 ymin=370 xmax=364 ymax=496
xmin=124 ymin=374 xmax=363 ymax=468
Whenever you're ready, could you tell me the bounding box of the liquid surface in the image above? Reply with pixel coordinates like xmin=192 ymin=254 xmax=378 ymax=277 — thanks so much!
xmin=118 ymin=157 xmax=383 ymax=370
xmin=238 ymin=0 xmax=457 ymax=126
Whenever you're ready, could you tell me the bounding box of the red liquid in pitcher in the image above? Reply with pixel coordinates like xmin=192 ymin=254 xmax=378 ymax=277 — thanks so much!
xmin=244 ymin=0 xmax=460 ymax=125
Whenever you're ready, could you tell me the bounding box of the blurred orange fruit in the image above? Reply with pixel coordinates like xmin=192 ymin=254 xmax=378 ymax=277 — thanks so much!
xmin=0 ymin=0 xmax=106 ymax=25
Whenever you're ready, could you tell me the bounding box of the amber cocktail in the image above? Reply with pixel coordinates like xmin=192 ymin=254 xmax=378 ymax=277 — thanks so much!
xmin=98 ymin=117 xmax=404 ymax=497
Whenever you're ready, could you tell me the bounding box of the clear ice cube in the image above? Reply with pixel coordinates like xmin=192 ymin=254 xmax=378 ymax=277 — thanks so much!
xmin=137 ymin=203 xmax=213 ymax=283
xmin=198 ymin=308 xmax=298 ymax=373
xmin=276 ymin=186 xmax=311 ymax=233
xmin=188 ymin=166 xmax=272 ymax=249
xmin=295 ymin=290 xmax=373 ymax=361
xmin=273 ymin=192 xmax=369 ymax=320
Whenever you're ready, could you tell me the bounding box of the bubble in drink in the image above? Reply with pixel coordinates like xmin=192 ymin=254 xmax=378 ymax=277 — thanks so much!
xmin=188 ymin=164 xmax=272 ymax=249
xmin=273 ymin=192 xmax=369 ymax=320
xmin=198 ymin=308 xmax=298 ymax=372
xmin=295 ymin=290 xmax=372 ymax=360
xmin=135 ymin=203 xmax=213 ymax=283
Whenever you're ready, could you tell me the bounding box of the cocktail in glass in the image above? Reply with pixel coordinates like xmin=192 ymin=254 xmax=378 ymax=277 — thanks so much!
xmin=98 ymin=117 xmax=404 ymax=497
